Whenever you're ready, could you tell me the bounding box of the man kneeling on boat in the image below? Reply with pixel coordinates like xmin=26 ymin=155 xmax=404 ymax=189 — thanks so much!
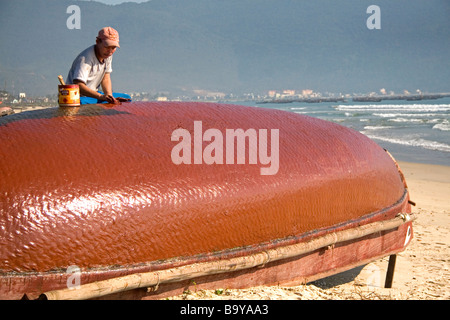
xmin=66 ymin=27 xmax=131 ymax=104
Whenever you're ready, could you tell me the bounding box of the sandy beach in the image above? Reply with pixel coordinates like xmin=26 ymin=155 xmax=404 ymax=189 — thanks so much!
xmin=168 ymin=161 xmax=450 ymax=300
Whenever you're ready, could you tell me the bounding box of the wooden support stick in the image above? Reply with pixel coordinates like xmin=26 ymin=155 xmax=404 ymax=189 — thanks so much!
xmin=40 ymin=213 xmax=415 ymax=300
xmin=384 ymin=254 xmax=397 ymax=288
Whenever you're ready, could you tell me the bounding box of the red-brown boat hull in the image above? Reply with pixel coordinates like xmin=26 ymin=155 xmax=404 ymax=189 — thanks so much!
xmin=0 ymin=102 xmax=412 ymax=299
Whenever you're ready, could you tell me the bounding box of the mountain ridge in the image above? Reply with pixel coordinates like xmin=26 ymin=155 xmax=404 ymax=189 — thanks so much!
xmin=0 ymin=0 xmax=449 ymax=96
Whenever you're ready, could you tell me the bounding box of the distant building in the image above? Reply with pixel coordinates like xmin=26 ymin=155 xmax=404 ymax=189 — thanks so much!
xmin=0 ymin=90 xmax=10 ymax=101
xmin=268 ymin=90 xmax=277 ymax=98
xmin=282 ymin=90 xmax=295 ymax=96
xmin=301 ymin=89 xmax=313 ymax=97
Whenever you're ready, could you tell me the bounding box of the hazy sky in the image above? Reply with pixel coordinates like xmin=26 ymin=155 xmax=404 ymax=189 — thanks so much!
xmin=81 ymin=0 xmax=149 ymax=5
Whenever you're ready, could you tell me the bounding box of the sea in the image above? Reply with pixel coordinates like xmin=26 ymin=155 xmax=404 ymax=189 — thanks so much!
xmin=228 ymin=97 xmax=450 ymax=167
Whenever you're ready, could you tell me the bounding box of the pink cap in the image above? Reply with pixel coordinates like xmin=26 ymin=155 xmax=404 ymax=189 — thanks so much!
xmin=97 ymin=27 xmax=120 ymax=48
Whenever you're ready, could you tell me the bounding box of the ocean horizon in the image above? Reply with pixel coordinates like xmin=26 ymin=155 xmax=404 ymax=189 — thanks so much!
xmin=227 ymin=97 xmax=450 ymax=167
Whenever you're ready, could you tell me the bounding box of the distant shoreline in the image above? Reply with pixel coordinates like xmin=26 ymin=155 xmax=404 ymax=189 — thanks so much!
xmin=257 ymin=92 xmax=450 ymax=104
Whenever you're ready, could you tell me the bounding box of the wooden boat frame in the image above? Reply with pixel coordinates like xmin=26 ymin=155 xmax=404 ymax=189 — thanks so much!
xmin=2 ymin=191 xmax=413 ymax=300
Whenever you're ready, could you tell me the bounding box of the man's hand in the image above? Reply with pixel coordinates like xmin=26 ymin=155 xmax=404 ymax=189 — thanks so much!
xmin=100 ymin=94 xmax=118 ymax=104
xmin=99 ymin=95 xmax=130 ymax=104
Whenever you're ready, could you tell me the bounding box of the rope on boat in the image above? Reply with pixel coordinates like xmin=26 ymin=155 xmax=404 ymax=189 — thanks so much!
xmin=39 ymin=213 xmax=415 ymax=300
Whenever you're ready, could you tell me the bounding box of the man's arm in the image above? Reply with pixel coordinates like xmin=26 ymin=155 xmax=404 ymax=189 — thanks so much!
xmin=73 ymin=78 xmax=116 ymax=103
xmin=101 ymin=73 xmax=130 ymax=102
xmin=101 ymin=72 xmax=114 ymax=97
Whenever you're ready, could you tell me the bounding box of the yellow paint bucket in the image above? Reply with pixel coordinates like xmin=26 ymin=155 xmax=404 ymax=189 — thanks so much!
xmin=58 ymin=84 xmax=80 ymax=107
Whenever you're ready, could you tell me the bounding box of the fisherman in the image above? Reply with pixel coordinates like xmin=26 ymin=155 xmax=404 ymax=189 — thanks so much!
xmin=66 ymin=27 xmax=131 ymax=104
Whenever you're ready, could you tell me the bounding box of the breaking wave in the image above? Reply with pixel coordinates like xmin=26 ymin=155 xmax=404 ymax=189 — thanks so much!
xmin=361 ymin=133 xmax=450 ymax=153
